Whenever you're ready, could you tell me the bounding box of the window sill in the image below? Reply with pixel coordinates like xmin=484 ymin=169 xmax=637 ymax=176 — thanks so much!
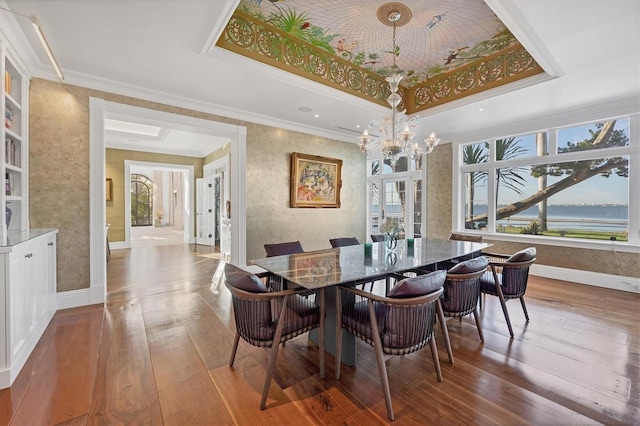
xmin=460 ymin=232 xmax=640 ymax=254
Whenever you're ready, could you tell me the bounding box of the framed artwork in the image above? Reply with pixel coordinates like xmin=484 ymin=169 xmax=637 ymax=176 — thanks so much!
xmin=106 ymin=178 xmax=113 ymax=201
xmin=290 ymin=152 xmax=342 ymax=208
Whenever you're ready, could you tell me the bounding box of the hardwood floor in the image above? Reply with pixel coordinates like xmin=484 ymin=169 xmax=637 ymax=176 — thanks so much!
xmin=1 ymin=244 xmax=638 ymax=425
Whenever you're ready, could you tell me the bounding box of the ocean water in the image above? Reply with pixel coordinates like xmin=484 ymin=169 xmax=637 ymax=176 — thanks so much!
xmin=467 ymin=204 xmax=629 ymax=232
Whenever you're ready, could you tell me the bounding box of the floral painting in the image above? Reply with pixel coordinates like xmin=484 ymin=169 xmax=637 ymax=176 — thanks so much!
xmin=290 ymin=152 xmax=342 ymax=208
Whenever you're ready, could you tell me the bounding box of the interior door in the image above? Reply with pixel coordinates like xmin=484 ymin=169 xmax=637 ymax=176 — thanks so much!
xmin=195 ymin=176 xmax=216 ymax=245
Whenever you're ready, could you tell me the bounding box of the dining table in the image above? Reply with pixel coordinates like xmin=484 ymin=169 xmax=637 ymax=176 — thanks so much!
xmin=251 ymin=237 xmax=491 ymax=366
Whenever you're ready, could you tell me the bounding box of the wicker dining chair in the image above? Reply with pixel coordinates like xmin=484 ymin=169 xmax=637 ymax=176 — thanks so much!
xmin=329 ymin=237 xmax=360 ymax=248
xmin=224 ymin=263 xmax=325 ymax=410
xmin=263 ymin=241 xmax=305 ymax=290
xmin=480 ymin=247 xmax=536 ymax=338
xmin=335 ymin=270 xmax=446 ymax=421
xmin=264 ymin=241 xmax=304 ymax=257
xmin=329 ymin=237 xmax=379 ymax=292
xmin=441 ymin=256 xmax=489 ymax=342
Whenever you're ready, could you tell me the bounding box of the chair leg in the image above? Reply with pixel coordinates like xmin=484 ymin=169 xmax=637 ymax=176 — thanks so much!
xmin=495 ymin=288 xmax=514 ymax=338
xmin=368 ymin=300 xmax=394 ymax=421
xmin=520 ymin=296 xmax=530 ymax=321
xmin=260 ymin=296 xmax=289 ymax=410
xmin=335 ymin=288 xmax=343 ymax=380
xmin=319 ymin=288 xmax=326 ymax=379
xmin=428 ymin=333 xmax=443 ymax=382
xmin=491 ymin=266 xmax=514 ymax=338
xmin=436 ymin=299 xmax=454 ymax=364
xmin=229 ymin=331 xmax=240 ymax=367
xmin=472 ymin=308 xmax=484 ymax=342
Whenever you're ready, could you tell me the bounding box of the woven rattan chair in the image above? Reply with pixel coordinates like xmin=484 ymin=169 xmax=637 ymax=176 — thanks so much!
xmin=264 ymin=240 xmax=304 ymax=257
xmin=441 ymin=256 xmax=489 ymax=342
xmin=335 ymin=270 xmax=446 ymax=421
xmin=263 ymin=241 xmax=305 ymax=290
xmin=329 ymin=237 xmax=360 ymax=248
xmin=330 ymin=237 xmax=379 ymax=292
xmin=480 ymin=247 xmax=536 ymax=338
xmin=224 ymin=263 xmax=325 ymax=410
xmin=370 ymin=234 xmax=385 ymax=242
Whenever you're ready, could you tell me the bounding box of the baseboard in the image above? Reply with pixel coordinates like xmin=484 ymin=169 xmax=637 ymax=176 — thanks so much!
xmin=531 ymin=264 xmax=640 ymax=293
xmin=57 ymin=286 xmax=105 ymax=310
xmin=110 ymin=241 xmax=130 ymax=250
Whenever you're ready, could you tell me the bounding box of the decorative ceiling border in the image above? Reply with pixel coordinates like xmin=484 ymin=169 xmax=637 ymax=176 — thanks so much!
xmin=406 ymin=43 xmax=544 ymax=113
xmin=217 ymin=10 xmax=545 ymax=115
xmin=216 ymin=11 xmax=391 ymax=108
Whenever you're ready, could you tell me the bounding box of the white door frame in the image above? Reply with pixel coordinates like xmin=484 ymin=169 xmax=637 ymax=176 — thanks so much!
xmin=89 ymin=98 xmax=247 ymax=305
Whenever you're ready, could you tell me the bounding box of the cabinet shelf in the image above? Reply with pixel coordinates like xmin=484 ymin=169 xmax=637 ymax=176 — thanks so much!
xmin=4 ymin=92 xmax=20 ymax=111
xmin=2 ymin=48 xmax=28 ymax=233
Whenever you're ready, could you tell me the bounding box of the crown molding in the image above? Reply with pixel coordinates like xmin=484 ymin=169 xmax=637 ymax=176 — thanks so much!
xmin=40 ymin=65 xmax=358 ymax=144
xmin=485 ymin=0 xmax=564 ymax=77
xmin=444 ymin=95 xmax=640 ymax=144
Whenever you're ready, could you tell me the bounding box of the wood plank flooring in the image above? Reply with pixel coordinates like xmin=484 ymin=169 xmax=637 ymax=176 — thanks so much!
xmin=1 ymin=244 xmax=638 ymax=425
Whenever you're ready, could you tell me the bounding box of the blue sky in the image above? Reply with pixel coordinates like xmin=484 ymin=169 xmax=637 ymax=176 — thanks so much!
xmin=487 ymin=119 xmax=630 ymax=205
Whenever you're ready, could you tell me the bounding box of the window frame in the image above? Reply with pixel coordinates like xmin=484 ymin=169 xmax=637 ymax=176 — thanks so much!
xmin=452 ymin=114 xmax=639 ymax=253
xmin=366 ymin=151 xmax=426 ymax=241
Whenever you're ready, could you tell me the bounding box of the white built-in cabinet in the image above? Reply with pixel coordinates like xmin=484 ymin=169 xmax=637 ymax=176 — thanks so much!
xmin=2 ymin=41 xmax=29 ymax=233
xmin=0 ymin=229 xmax=58 ymax=389
xmin=1 ymin=34 xmax=58 ymax=390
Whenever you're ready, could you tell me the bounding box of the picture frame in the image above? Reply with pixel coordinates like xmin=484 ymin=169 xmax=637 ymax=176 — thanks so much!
xmin=290 ymin=152 xmax=342 ymax=208
xmin=106 ymin=178 xmax=113 ymax=201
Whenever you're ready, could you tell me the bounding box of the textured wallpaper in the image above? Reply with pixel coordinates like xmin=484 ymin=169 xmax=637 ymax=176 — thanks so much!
xmin=28 ymin=78 xmax=637 ymax=294
xmin=244 ymin=126 xmax=366 ymax=262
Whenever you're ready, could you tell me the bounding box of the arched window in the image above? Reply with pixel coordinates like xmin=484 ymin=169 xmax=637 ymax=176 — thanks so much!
xmin=131 ymin=174 xmax=153 ymax=226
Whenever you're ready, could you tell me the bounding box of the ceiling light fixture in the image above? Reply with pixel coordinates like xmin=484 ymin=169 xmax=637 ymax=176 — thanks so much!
xmin=30 ymin=16 xmax=64 ymax=80
xmin=0 ymin=7 xmax=64 ymax=80
xmin=359 ymin=4 xmax=439 ymax=166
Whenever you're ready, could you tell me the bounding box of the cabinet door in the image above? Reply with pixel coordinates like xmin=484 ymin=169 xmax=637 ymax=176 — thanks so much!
xmin=8 ymin=244 xmax=28 ymax=360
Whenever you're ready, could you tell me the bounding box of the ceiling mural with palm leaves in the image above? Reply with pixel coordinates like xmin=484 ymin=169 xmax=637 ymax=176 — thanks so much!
xmin=218 ymin=0 xmax=545 ymax=112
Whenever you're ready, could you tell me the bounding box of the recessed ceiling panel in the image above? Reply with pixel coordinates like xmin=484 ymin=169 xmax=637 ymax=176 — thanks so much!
xmin=237 ymin=0 xmax=524 ymax=88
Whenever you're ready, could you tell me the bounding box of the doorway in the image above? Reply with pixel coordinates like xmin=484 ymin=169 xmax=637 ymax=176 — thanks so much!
xmin=90 ymin=99 xmax=248 ymax=304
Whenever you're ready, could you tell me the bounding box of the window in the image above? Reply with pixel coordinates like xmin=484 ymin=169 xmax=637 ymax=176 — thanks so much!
xmin=131 ymin=173 xmax=153 ymax=226
xmin=456 ymin=116 xmax=638 ymax=244
xmin=368 ymin=154 xmax=424 ymax=240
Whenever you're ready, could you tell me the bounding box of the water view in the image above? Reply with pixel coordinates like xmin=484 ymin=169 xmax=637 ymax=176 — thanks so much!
xmin=468 ymin=204 xmax=629 ymax=232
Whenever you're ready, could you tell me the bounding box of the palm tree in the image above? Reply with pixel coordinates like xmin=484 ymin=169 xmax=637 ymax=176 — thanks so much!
xmin=493 ymin=137 xmax=527 ymax=203
xmin=462 ymin=144 xmax=488 ymax=228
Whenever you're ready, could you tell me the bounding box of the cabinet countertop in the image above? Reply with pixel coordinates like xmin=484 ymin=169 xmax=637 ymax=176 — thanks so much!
xmin=0 ymin=228 xmax=58 ymax=251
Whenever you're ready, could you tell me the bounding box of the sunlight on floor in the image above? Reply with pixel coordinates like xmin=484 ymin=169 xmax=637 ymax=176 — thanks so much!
xmin=131 ymin=225 xmax=185 ymax=247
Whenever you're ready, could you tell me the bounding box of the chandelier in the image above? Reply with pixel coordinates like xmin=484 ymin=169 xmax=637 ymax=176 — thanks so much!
xmin=359 ymin=5 xmax=440 ymax=166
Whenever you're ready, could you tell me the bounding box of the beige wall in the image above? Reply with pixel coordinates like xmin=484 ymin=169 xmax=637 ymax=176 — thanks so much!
xmin=426 ymin=144 xmax=640 ymax=278
xmin=29 ymin=77 xmax=366 ymax=292
xmin=245 ymin=130 xmax=366 ymax=261
xmin=105 ymin=149 xmax=204 ymax=242
xmin=29 ymin=77 xmax=636 ymax=294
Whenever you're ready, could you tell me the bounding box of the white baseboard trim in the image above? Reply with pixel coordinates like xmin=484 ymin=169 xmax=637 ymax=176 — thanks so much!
xmin=57 ymin=286 xmax=105 ymax=310
xmin=110 ymin=241 xmax=130 ymax=250
xmin=531 ymin=264 xmax=640 ymax=293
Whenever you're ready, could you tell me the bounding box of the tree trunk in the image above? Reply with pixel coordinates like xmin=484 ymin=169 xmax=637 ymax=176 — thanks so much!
xmin=536 ymin=132 xmax=548 ymax=231
xmin=472 ymin=157 xmax=627 ymax=223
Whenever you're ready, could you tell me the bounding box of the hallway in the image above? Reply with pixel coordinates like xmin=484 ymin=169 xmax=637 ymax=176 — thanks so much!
xmin=130 ymin=225 xmax=186 ymax=247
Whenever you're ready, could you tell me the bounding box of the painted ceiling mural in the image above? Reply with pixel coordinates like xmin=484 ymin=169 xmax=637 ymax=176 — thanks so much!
xmin=219 ymin=0 xmax=544 ymax=111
